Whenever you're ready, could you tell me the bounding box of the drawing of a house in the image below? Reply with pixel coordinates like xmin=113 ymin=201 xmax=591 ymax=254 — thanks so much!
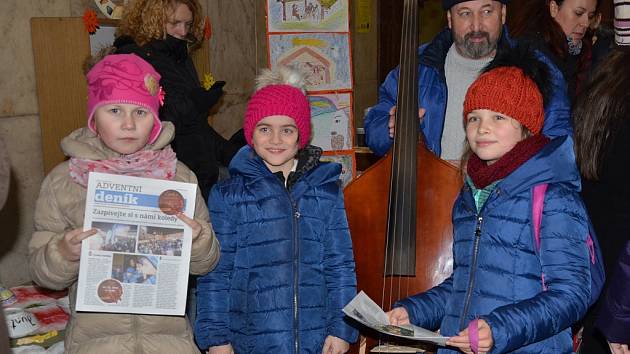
xmin=278 ymin=46 xmax=335 ymax=87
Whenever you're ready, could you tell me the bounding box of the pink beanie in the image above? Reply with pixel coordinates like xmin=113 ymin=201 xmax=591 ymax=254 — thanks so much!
xmin=243 ymin=84 xmax=311 ymax=149
xmin=86 ymin=54 xmax=163 ymax=144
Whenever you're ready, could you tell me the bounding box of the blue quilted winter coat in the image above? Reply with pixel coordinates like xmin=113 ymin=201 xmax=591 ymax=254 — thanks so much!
xmin=396 ymin=136 xmax=592 ymax=353
xmin=195 ymin=146 xmax=358 ymax=353
xmin=364 ymin=27 xmax=572 ymax=157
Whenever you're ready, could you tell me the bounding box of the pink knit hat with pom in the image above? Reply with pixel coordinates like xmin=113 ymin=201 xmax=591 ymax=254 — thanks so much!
xmin=86 ymin=54 xmax=164 ymax=144
xmin=243 ymin=84 xmax=311 ymax=149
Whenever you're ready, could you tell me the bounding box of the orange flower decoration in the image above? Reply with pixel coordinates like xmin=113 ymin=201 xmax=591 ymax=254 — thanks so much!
xmin=203 ymin=16 xmax=212 ymax=40
xmin=83 ymin=9 xmax=99 ymax=34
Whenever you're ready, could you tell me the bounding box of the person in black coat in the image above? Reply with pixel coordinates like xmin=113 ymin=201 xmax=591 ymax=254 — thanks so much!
xmin=573 ymin=47 xmax=630 ymax=354
xmin=115 ymin=0 xmax=240 ymax=201
xmin=596 ymin=240 xmax=630 ymax=354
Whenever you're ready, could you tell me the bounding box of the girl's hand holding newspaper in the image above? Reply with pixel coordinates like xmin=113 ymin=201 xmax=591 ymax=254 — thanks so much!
xmin=58 ymin=228 xmax=97 ymax=261
xmin=176 ymin=212 xmax=202 ymax=241
xmin=386 ymin=306 xmax=410 ymax=326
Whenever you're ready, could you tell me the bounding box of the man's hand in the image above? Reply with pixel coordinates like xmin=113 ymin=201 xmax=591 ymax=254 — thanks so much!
xmin=388 ymin=106 xmax=397 ymax=138
xmin=388 ymin=106 xmax=426 ymax=138
xmin=58 ymin=228 xmax=97 ymax=262
xmin=386 ymin=306 xmax=410 ymax=326
xmin=321 ymin=335 xmax=349 ymax=354
xmin=446 ymin=319 xmax=493 ymax=354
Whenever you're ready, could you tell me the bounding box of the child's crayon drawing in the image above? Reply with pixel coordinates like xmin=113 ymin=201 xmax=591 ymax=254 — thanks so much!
xmin=267 ymin=0 xmax=349 ymax=33
xmin=269 ymin=33 xmax=352 ymax=91
xmin=309 ymin=93 xmax=353 ymax=151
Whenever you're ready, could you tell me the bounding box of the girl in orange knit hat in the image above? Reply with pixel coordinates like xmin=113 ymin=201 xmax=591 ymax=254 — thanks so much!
xmin=386 ymin=46 xmax=598 ymax=354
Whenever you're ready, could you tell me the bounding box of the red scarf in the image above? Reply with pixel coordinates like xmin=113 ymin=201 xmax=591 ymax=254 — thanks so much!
xmin=467 ymin=135 xmax=550 ymax=189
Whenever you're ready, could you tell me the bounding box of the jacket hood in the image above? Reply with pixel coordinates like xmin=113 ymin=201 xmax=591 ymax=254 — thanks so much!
xmin=228 ymin=145 xmax=341 ymax=188
xmin=60 ymin=121 xmax=175 ymax=160
xmin=496 ymin=135 xmax=580 ymax=197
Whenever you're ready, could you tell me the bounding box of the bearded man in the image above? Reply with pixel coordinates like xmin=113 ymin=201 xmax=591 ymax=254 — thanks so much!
xmin=364 ymin=0 xmax=572 ymax=162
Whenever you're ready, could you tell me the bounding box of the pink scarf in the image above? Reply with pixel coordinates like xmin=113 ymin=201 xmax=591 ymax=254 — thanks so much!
xmin=69 ymin=146 xmax=177 ymax=187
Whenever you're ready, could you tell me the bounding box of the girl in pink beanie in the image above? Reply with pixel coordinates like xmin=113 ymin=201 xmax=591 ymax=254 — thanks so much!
xmin=28 ymin=53 xmax=219 ymax=353
xmin=195 ymin=67 xmax=358 ymax=354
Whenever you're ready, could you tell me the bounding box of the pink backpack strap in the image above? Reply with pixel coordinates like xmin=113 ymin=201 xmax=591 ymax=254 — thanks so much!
xmin=468 ymin=318 xmax=479 ymax=354
xmin=532 ymin=183 xmax=548 ymax=290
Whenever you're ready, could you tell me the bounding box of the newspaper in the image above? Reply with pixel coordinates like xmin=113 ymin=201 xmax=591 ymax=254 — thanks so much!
xmin=75 ymin=172 xmax=197 ymax=316
xmin=343 ymin=291 xmax=449 ymax=346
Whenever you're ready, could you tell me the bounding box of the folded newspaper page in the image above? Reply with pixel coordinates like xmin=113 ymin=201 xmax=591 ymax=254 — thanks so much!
xmin=343 ymin=291 xmax=449 ymax=346
xmin=75 ymin=172 xmax=197 ymax=316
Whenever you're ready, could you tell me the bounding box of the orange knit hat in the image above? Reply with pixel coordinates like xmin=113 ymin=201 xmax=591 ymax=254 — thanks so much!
xmin=463 ymin=66 xmax=544 ymax=135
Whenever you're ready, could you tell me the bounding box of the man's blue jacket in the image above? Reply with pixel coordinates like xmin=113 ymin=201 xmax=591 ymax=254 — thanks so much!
xmin=364 ymin=27 xmax=572 ymax=157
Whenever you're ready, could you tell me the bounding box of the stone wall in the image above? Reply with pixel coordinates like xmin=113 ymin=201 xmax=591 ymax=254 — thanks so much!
xmin=0 ymin=1 xmax=65 ymax=287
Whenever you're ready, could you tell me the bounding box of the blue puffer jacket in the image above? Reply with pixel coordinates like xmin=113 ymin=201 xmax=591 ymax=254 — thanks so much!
xmin=195 ymin=146 xmax=358 ymax=354
xmin=364 ymin=27 xmax=572 ymax=157
xmin=396 ymin=136 xmax=592 ymax=353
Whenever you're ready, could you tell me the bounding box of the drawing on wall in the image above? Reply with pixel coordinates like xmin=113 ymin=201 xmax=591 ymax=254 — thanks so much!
xmin=267 ymin=0 xmax=349 ymax=33
xmin=320 ymin=153 xmax=355 ymax=188
xmin=268 ymin=33 xmax=352 ymax=92
xmin=94 ymin=0 xmax=126 ymax=19
xmin=309 ymin=93 xmax=353 ymax=151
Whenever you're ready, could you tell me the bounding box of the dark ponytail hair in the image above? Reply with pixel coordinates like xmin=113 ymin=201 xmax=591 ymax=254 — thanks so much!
xmin=508 ymin=0 xmax=568 ymax=59
xmin=574 ymin=50 xmax=630 ymax=180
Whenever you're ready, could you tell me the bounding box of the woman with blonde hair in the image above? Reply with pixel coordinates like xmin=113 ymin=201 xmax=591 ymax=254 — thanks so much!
xmin=115 ymin=0 xmax=239 ymax=201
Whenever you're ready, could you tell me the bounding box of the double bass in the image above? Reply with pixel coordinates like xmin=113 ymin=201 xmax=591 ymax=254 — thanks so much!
xmin=344 ymin=0 xmax=463 ymax=352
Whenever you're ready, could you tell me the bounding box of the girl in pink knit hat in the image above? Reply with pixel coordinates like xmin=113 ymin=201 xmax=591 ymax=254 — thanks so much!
xmin=195 ymin=67 xmax=358 ymax=354
xmin=28 ymin=53 xmax=219 ymax=353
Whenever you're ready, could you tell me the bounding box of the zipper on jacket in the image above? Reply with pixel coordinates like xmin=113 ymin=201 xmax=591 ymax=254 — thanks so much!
xmin=292 ymin=201 xmax=300 ymax=354
xmin=278 ymin=176 xmax=302 ymax=353
xmin=459 ymin=216 xmax=483 ymax=330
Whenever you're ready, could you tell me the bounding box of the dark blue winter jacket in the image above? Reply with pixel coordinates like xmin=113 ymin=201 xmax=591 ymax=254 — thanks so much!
xmin=195 ymin=146 xmax=358 ymax=353
xmin=396 ymin=136 xmax=592 ymax=353
xmin=364 ymin=27 xmax=572 ymax=157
